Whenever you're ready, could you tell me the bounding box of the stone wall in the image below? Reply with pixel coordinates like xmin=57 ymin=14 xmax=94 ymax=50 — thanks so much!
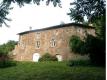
xmin=13 ymin=25 xmax=95 ymax=61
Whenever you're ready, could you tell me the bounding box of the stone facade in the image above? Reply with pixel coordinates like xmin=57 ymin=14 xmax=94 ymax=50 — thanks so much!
xmin=13 ymin=23 xmax=95 ymax=61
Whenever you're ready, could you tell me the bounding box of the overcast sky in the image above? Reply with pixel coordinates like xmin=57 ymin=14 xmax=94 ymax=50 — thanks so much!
xmin=0 ymin=0 xmax=73 ymax=44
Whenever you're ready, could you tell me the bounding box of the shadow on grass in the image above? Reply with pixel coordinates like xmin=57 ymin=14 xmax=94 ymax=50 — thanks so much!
xmin=67 ymin=60 xmax=105 ymax=67
xmin=0 ymin=60 xmax=17 ymax=68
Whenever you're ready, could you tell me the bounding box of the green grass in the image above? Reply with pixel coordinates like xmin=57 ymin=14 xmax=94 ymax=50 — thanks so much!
xmin=0 ymin=61 xmax=105 ymax=80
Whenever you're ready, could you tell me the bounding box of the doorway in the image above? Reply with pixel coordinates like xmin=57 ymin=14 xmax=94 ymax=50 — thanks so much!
xmin=56 ymin=54 xmax=62 ymax=61
xmin=33 ymin=53 xmax=40 ymax=62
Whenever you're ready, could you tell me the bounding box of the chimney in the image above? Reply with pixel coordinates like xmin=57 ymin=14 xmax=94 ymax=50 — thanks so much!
xmin=29 ymin=26 xmax=32 ymax=30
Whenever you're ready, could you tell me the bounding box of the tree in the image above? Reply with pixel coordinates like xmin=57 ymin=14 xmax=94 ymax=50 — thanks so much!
xmin=0 ymin=0 xmax=62 ymax=27
xmin=84 ymin=34 xmax=105 ymax=66
xmin=0 ymin=40 xmax=17 ymax=56
xmin=68 ymin=0 xmax=106 ymax=40
xmin=69 ymin=34 xmax=105 ymax=66
xmin=0 ymin=40 xmax=17 ymax=68
xmin=67 ymin=0 xmax=105 ymax=23
xmin=2 ymin=0 xmax=61 ymax=7
xmin=0 ymin=2 xmax=12 ymax=27
xmin=68 ymin=0 xmax=105 ymax=66
xmin=69 ymin=35 xmax=85 ymax=55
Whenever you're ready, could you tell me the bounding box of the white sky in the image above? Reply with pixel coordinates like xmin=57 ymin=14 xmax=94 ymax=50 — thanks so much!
xmin=0 ymin=0 xmax=73 ymax=44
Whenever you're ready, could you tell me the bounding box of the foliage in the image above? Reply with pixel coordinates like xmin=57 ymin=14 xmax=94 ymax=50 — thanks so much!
xmin=3 ymin=0 xmax=61 ymax=7
xmin=0 ymin=61 xmax=105 ymax=80
xmin=0 ymin=54 xmax=17 ymax=68
xmin=0 ymin=44 xmax=8 ymax=56
xmin=0 ymin=60 xmax=16 ymax=68
xmin=68 ymin=0 xmax=106 ymax=51
xmin=68 ymin=0 xmax=105 ymax=66
xmin=0 ymin=2 xmax=12 ymax=27
xmin=0 ymin=40 xmax=17 ymax=56
xmin=68 ymin=0 xmax=106 ymax=23
xmin=0 ymin=40 xmax=17 ymax=68
xmin=69 ymin=35 xmax=105 ymax=66
xmin=39 ymin=53 xmax=57 ymax=61
xmin=84 ymin=35 xmax=105 ymax=66
xmin=94 ymin=15 xmax=106 ymax=41
xmin=69 ymin=35 xmax=85 ymax=55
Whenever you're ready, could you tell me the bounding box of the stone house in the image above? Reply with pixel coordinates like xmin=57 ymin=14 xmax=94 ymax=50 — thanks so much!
xmin=13 ymin=23 xmax=95 ymax=61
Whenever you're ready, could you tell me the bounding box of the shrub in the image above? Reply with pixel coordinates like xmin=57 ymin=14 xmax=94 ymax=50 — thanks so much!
xmin=69 ymin=35 xmax=105 ymax=66
xmin=69 ymin=35 xmax=85 ymax=55
xmin=39 ymin=53 xmax=57 ymax=61
xmin=0 ymin=41 xmax=17 ymax=68
xmin=0 ymin=60 xmax=17 ymax=68
xmin=85 ymin=35 xmax=105 ymax=66
xmin=0 ymin=55 xmax=17 ymax=68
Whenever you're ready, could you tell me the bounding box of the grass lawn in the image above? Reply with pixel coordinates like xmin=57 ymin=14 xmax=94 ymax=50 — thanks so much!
xmin=0 ymin=61 xmax=105 ymax=80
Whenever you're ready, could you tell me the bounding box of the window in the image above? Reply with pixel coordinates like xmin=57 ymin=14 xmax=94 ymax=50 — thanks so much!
xmin=19 ymin=36 xmax=25 ymax=49
xmin=19 ymin=36 xmax=22 ymax=45
xmin=36 ymin=32 xmax=41 ymax=39
xmin=77 ymin=29 xmax=81 ymax=33
xmin=36 ymin=41 xmax=40 ymax=49
xmin=66 ymin=29 xmax=69 ymax=32
xmin=50 ymin=38 xmax=56 ymax=47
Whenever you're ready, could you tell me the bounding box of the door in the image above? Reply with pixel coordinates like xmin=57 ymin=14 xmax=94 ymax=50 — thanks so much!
xmin=56 ymin=54 xmax=62 ymax=61
xmin=33 ymin=53 xmax=40 ymax=62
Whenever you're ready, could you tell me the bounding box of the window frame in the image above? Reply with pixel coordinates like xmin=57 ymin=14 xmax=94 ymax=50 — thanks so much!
xmin=50 ymin=38 xmax=56 ymax=47
xmin=36 ymin=32 xmax=41 ymax=39
xmin=35 ymin=41 xmax=40 ymax=49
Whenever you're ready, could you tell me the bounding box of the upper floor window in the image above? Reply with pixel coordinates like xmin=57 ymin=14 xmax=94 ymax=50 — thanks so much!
xmin=50 ymin=38 xmax=56 ymax=47
xmin=77 ymin=28 xmax=81 ymax=33
xmin=36 ymin=32 xmax=41 ymax=39
xmin=36 ymin=41 xmax=40 ymax=49
xmin=19 ymin=41 xmax=25 ymax=49
xmin=66 ymin=29 xmax=69 ymax=32
xmin=19 ymin=36 xmax=25 ymax=49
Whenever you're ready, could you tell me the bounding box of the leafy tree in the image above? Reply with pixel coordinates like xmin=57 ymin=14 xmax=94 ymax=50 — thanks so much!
xmin=85 ymin=35 xmax=105 ymax=66
xmin=6 ymin=40 xmax=17 ymax=51
xmin=68 ymin=0 xmax=105 ymax=66
xmin=0 ymin=40 xmax=17 ymax=68
xmin=69 ymin=35 xmax=85 ymax=55
xmin=0 ymin=2 xmax=12 ymax=27
xmin=3 ymin=0 xmax=61 ymax=7
xmin=68 ymin=0 xmax=105 ymax=23
xmin=69 ymin=34 xmax=105 ymax=66
xmin=68 ymin=0 xmax=106 ymax=41
xmin=0 ymin=44 xmax=7 ymax=56
xmin=0 ymin=40 xmax=17 ymax=56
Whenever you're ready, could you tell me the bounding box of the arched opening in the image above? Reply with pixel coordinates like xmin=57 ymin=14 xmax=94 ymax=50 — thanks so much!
xmin=33 ymin=53 xmax=40 ymax=62
xmin=56 ymin=54 xmax=62 ymax=61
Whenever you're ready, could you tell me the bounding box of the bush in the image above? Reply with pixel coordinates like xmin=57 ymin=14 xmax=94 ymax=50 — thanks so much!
xmin=85 ymin=35 xmax=105 ymax=66
xmin=0 ymin=60 xmax=17 ymax=68
xmin=69 ymin=35 xmax=105 ymax=66
xmin=39 ymin=53 xmax=57 ymax=61
xmin=0 ymin=40 xmax=17 ymax=68
xmin=69 ymin=35 xmax=85 ymax=55
xmin=0 ymin=55 xmax=17 ymax=68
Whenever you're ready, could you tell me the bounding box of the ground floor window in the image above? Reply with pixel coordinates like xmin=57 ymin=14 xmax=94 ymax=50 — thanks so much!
xmin=36 ymin=41 xmax=40 ymax=49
